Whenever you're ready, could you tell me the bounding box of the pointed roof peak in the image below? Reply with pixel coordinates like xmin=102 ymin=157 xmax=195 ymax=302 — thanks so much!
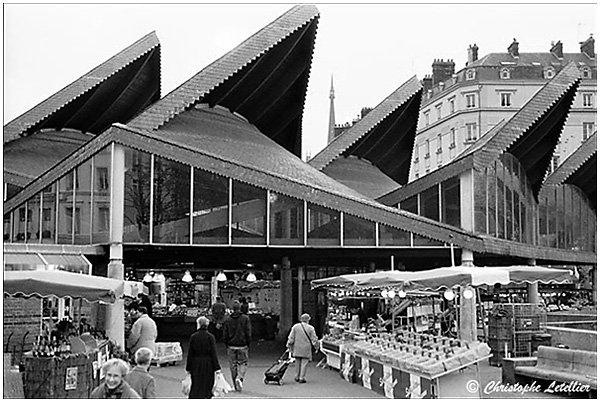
xmin=128 ymin=4 xmax=320 ymax=135
xmin=4 ymin=31 xmax=161 ymax=144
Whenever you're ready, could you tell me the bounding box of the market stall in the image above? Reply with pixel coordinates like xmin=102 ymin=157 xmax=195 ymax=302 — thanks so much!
xmin=3 ymin=270 xmax=141 ymax=398
xmin=311 ymin=265 xmax=574 ymax=399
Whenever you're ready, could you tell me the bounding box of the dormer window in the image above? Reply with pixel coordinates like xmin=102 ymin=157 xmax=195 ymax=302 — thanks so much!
xmin=500 ymin=68 xmax=511 ymax=79
xmin=581 ymin=66 xmax=592 ymax=79
xmin=544 ymin=66 xmax=555 ymax=79
xmin=466 ymin=69 xmax=476 ymax=80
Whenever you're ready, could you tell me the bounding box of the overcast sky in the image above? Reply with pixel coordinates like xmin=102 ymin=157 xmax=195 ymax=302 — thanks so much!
xmin=3 ymin=2 xmax=597 ymax=159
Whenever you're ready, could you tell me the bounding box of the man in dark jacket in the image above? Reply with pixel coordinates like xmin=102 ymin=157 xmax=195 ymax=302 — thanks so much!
xmin=222 ymin=301 xmax=251 ymax=392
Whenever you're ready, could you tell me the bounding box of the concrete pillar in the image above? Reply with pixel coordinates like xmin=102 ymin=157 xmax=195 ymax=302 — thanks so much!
xmin=526 ymin=258 xmax=539 ymax=304
xmin=459 ymin=249 xmax=476 ymax=341
xmin=298 ymin=265 xmax=304 ymax=321
xmin=278 ymin=256 xmax=293 ymax=341
xmin=106 ymin=144 xmax=125 ymax=348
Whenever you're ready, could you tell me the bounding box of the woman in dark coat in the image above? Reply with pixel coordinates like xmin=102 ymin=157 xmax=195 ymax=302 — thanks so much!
xmin=185 ymin=316 xmax=221 ymax=399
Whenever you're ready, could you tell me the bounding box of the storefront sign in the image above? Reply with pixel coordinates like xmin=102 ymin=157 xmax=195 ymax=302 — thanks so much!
xmin=65 ymin=367 xmax=78 ymax=391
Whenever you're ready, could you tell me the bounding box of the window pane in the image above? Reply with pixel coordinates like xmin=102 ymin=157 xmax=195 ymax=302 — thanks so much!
xmin=12 ymin=204 xmax=30 ymax=243
xmin=232 ymin=181 xmax=266 ymax=245
xmin=28 ymin=194 xmax=42 ymax=243
xmin=123 ymin=147 xmax=150 ymax=243
xmin=269 ymin=193 xmax=303 ymax=245
xmin=441 ymin=177 xmax=460 ymax=228
xmin=41 ymin=184 xmax=57 ymax=243
xmin=505 ymin=185 xmax=513 ymax=241
xmin=153 ymin=157 xmax=191 ymax=244
xmin=192 ymin=168 xmax=229 ymax=245
xmin=547 ymin=188 xmax=557 ymax=248
xmin=307 ymin=204 xmax=340 ymax=246
xmin=4 ymin=213 xmax=12 ymax=242
xmin=538 ymin=192 xmax=549 ymax=247
xmin=57 ymin=174 xmax=74 ymax=244
xmin=74 ymin=159 xmax=93 ymax=244
xmin=413 ymin=233 xmax=443 ymax=246
xmin=378 ymin=224 xmax=411 ymax=246
xmin=556 ymin=187 xmax=564 ymax=248
xmin=401 ymin=195 xmax=418 ymax=214
xmin=420 ymin=186 xmax=439 ymax=221
xmin=473 ymin=170 xmax=487 ymax=234
xmin=487 ymin=167 xmax=497 ymax=236
xmin=344 ymin=214 xmax=375 ymax=246
xmin=496 ymin=175 xmax=505 ymax=239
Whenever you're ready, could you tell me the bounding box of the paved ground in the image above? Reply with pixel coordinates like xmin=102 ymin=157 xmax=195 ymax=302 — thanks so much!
xmin=148 ymin=338 xmax=582 ymax=399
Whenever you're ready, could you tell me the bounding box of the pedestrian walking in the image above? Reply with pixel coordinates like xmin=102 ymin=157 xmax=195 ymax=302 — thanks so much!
xmin=125 ymin=347 xmax=156 ymax=398
xmin=137 ymin=293 xmax=154 ymax=318
xmin=185 ymin=316 xmax=222 ymax=399
xmin=287 ymin=313 xmax=319 ymax=384
xmin=222 ymin=301 xmax=251 ymax=392
xmin=127 ymin=305 xmax=157 ymax=357
xmin=90 ymin=358 xmax=141 ymax=398
xmin=209 ymin=296 xmax=227 ymax=341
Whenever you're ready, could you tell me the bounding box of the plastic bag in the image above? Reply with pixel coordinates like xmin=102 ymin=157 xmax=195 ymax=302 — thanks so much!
xmin=181 ymin=376 xmax=191 ymax=396
xmin=213 ymin=372 xmax=233 ymax=397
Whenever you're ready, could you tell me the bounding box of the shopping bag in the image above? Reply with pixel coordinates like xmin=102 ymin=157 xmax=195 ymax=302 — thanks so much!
xmin=213 ymin=372 xmax=233 ymax=397
xmin=181 ymin=376 xmax=191 ymax=396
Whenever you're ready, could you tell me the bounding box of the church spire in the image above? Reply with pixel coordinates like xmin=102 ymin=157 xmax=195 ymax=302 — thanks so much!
xmin=327 ymin=75 xmax=336 ymax=144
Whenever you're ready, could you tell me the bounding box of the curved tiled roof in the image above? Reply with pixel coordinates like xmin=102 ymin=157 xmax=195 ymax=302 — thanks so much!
xmin=543 ymin=132 xmax=597 ymax=207
xmin=128 ymin=5 xmax=319 ymax=157
xmin=3 ymin=129 xmax=93 ymax=188
xmin=321 ymin=156 xmax=401 ymax=199
xmin=309 ymin=75 xmax=422 ymax=185
xmin=3 ymin=32 xmax=161 ymax=144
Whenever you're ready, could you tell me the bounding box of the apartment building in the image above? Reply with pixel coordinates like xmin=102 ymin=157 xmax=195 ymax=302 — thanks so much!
xmin=411 ymin=36 xmax=596 ymax=181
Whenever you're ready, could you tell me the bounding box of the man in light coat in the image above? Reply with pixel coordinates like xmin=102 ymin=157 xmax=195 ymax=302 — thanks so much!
xmin=286 ymin=313 xmax=319 ymax=383
xmin=128 ymin=306 xmax=157 ymax=357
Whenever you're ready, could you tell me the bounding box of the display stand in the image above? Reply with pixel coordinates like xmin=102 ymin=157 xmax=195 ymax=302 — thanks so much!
xmin=22 ymin=339 xmax=109 ymax=399
xmin=340 ymin=348 xmax=491 ymax=399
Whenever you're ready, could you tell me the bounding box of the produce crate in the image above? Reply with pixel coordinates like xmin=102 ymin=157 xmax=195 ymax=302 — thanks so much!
xmin=152 ymin=342 xmax=183 ymax=367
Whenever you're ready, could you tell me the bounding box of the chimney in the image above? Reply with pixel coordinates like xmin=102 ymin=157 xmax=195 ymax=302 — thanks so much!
xmin=432 ymin=59 xmax=455 ymax=86
xmin=508 ymin=38 xmax=519 ymax=58
xmin=467 ymin=44 xmax=479 ymax=65
xmin=550 ymin=40 xmax=563 ymax=59
xmin=421 ymin=75 xmax=433 ymax=93
xmin=580 ymin=34 xmax=595 ymax=59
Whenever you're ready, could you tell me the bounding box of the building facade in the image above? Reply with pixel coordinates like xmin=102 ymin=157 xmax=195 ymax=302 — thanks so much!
xmin=411 ymin=37 xmax=596 ymax=181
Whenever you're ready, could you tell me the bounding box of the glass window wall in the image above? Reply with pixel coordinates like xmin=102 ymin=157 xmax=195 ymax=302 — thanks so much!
xmin=441 ymin=177 xmax=461 ymax=228
xmin=232 ymin=180 xmax=266 ymax=245
xmin=74 ymin=158 xmax=93 ymax=244
xmin=123 ymin=147 xmax=150 ymax=243
xmin=152 ymin=157 xmax=191 ymax=244
xmin=269 ymin=193 xmax=303 ymax=245
xmin=378 ymin=224 xmax=411 ymax=246
xmin=343 ymin=214 xmax=375 ymax=246
xmin=192 ymin=168 xmax=229 ymax=244
xmin=307 ymin=204 xmax=340 ymax=246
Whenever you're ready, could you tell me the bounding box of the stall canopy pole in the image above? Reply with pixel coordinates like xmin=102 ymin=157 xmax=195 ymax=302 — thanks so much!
xmin=390 ymin=255 xmax=395 ymax=271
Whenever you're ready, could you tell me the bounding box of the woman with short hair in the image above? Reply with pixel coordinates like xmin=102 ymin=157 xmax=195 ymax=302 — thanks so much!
xmin=90 ymin=358 xmax=141 ymax=398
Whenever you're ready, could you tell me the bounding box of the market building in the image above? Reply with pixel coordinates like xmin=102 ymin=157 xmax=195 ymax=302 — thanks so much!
xmin=3 ymin=4 xmax=596 ymax=380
